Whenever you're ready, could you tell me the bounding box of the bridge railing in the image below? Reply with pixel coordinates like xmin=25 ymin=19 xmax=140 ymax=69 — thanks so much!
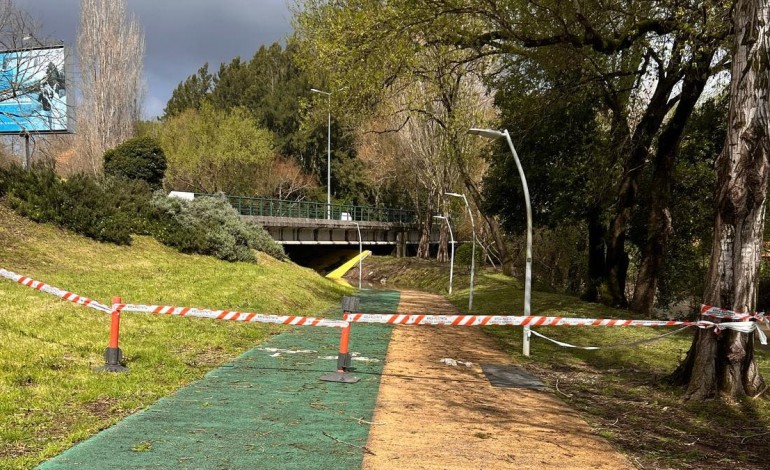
xmin=195 ymin=194 xmax=417 ymax=224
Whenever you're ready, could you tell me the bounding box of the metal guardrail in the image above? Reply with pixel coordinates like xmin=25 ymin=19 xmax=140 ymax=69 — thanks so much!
xmin=195 ymin=194 xmax=417 ymax=224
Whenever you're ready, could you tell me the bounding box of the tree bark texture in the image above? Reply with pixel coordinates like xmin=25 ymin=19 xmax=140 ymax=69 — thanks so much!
xmin=631 ymin=49 xmax=716 ymax=315
xmin=672 ymin=0 xmax=769 ymax=400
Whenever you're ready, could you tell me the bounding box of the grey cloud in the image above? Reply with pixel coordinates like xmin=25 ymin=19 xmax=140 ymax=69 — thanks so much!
xmin=14 ymin=0 xmax=292 ymax=118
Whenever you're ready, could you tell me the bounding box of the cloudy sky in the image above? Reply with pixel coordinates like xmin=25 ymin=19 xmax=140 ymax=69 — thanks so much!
xmin=15 ymin=0 xmax=294 ymax=118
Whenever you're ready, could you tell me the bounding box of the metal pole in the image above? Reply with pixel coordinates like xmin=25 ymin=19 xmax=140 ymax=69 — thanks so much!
xmin=327 ymin=94 xmax=331 ymax=220
xmin=24 ymin=133 xmax=30 ymax=170
xmin=311 ymin=88 xmax=333 ymax=220
xmin=433 ymin=215 xmax=454 ymax=295
xmin=503 ymin=130 xmax=533 ymax=356
xmin=447 ymin=218 xmax=455 ymax=295
xmin=446 ymin=192 xmax=476 ymax=311
xmin=354 ymin=222 xmax=362 ymax=289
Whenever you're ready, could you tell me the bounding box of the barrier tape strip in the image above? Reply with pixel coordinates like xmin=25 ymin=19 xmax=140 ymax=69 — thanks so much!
xmin=531 ymin=326 xmax=692 ymax=350
xmin=343 ymin=313 xmax=705 ymax=327
xmin=532 ymin=322 xmax=767 ymax=349
xmin=0 ymin=268 xmax=112 ymax=314
xmin=116 ymin=304 xmax=349 ymax=328
xmin=700 ymin=304 xmax=766 ymax=322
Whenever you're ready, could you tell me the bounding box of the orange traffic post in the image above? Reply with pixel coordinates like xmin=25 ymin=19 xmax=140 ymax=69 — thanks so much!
xmin=320 ymin=296 xmax=360 ymax=383
xmin=96 ymin=296 xmax=128 ymax=373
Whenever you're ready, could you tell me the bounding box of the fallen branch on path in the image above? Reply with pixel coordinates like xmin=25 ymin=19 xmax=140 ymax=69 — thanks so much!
xmin=322 ymin=431 xmax=376 ymax=455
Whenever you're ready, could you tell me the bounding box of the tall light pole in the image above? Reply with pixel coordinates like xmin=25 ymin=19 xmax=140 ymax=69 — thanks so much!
xmin=433 ymin=215 xmax=455 ymax=295
xmin=311 ymin=88 xmax=332 ymax=219
xmin=353 ymin=221 xmax=362 ymax=289
xmin=468 ymin=127 xmax=533 ymax=356
xmin=446 ymin=192 xmax=475 ymax=311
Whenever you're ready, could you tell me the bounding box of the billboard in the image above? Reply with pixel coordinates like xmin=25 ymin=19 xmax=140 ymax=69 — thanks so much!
xmin=0 ymin=46 xmax=72 ymax=134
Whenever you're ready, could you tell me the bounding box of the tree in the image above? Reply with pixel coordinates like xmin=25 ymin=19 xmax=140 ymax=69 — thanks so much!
xmin=75 ymin=0 xmax=144 ymax=174
xmin=156 ymin=103 xmax=275 ymax=195
xmin=162 ymin=64 xmax=212 ymax=119
xmin=295 ymin=2 xmax=508 ymax=269
xmin=294 ymin=0 xmax=732 ymax=295
xmin=671 ymin=0 xmax=769 ymax=400
xmin=103 ymin=136 xmax=166 ymax=189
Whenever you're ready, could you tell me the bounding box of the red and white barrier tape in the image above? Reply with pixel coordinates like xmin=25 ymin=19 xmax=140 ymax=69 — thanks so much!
xmin=700 ymin=304 xmax=766 ymax=322
xmin=343 ymin=313 xmax=703 ymax=327
xmin=0 ymin=268 xmax=112 ymax=314
xmin=116 ymin=304 xmax=349 ymax=328
xmin=344 ymin=313 xmax=767 ymax=346
xmin=531 ymin=322 xmax=768 ymax=349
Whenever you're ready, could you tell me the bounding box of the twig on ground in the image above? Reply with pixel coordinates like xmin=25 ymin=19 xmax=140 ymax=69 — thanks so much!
xmin=555 ymin=378 xmax=573 ymax=398
xmin=357 ymin=417 xmax=384 ymax=425
xmin=322 ymin=431 xmax=376 ymax=455
xmin=740 ymin=431 xmax=770 ymax=444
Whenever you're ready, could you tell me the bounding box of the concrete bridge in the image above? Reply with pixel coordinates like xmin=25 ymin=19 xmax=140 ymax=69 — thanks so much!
xmin=209 ymin=194 xmax=440 ymax=253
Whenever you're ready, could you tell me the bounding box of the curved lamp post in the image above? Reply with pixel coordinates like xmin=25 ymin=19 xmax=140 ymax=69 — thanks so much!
xmin=433 ymin=215 xmax=455 ymax=295
xmin=468 ymin=127 xmax=533 ymax=356
xmin=310 ymin=88 xmax=332 ymax=219
xmin=445 ymin=192 xmax=476 ymax=311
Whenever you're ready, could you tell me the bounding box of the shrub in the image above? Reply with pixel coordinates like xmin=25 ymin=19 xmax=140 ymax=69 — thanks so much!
xmin=103 ymin=136 xmax=167 ymax=190
xmin=1 ymin=166 xmax=155 ymax=245
xmin=151 ymin=194 xmax=286 ymax=262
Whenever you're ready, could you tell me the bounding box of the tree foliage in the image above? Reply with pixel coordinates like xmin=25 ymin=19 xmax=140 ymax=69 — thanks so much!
xmin=103 ymin=136 xmax=166 ymax=189
xmin=156 ymin=104 xmax=274 ymax=195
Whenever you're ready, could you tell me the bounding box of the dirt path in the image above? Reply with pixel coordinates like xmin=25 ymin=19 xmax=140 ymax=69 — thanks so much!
xmin=362 ymin=290 xmax=634 ymax=469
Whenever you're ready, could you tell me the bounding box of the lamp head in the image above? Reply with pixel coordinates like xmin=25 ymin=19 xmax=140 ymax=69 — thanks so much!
xmin=468 ymin=128 xmax=506 ymax=140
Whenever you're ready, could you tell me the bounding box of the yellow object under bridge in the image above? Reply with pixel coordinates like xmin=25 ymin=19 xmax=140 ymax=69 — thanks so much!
xmin=325 ymin=251 xmax=372 ymax=280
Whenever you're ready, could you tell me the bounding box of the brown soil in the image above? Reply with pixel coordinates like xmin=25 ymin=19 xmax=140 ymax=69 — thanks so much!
xmin=362 ymin=290 xmax=634 ymax=469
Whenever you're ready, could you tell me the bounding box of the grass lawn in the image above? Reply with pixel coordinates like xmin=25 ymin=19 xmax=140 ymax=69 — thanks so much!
xmin=357 ymin=255 xmax=770 ymax=470
xmin=0 ymin=205 xmax=351 ymax=469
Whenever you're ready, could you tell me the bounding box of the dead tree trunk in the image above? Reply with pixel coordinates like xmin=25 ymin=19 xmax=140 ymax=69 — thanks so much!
xmin=670 ymin=0 xmax=769 ymax=400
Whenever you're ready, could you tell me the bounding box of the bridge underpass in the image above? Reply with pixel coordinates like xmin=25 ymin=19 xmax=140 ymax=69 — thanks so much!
xmin=211 ymin=194 xmax=441 ymax=272
xmin=246 ymin=216 xmax=439 ymax=273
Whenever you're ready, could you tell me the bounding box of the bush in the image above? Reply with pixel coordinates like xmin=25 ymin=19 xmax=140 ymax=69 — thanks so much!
xmin=0 ymin=166 xmax=285 ymax=262
xmin=103 ymin=136 xmax=167 ymax=190
xmin=151 ymin=194 xmax=286 ymax=262
xmin=454 ymin=242 xmax=485 ymax=270
xmin=2 ymin=166 xmax=141 ymax=244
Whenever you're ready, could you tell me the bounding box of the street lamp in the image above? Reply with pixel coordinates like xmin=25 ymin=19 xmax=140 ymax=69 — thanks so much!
xmin=353 ymin=221 xmax=362 ymax=289
xmin=310 ymin=88 xmax=332 ymax=219
xmin=433 ymin=215 xmax=455 ymax=295
xmin=446 ymin=192 xmax=475 ymax=311
xmin=468 ymin=127 xmax=533 ymax=356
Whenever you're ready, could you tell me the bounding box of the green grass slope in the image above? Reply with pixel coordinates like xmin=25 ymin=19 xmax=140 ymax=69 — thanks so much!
xmin=0 ymin=204 xmax=351 ymax=469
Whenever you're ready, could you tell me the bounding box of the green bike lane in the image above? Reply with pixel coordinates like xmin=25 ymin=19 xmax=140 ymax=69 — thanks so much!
xmin=39 ymin=290 xmax=400 ymax=470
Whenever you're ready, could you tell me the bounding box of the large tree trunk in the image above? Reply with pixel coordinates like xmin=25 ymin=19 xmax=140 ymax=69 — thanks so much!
xmin=631 ymin=49 xmax=715 ymax=315
xmin=417 ymin=211 xmax=433 ymax=259
xmin=604 ymin=41 xmax=686 ymax=307
xmin=670 ymin=0 xmax=769 ymax=400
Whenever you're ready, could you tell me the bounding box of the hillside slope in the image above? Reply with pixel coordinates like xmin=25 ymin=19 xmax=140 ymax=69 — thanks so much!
xmin=0 ymin=204 xmax=351 ymax=468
